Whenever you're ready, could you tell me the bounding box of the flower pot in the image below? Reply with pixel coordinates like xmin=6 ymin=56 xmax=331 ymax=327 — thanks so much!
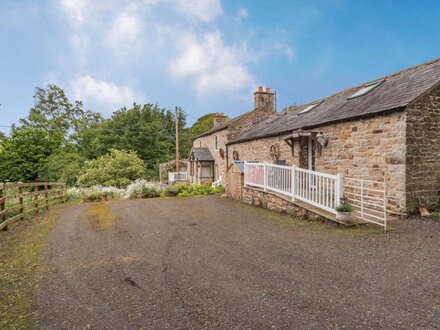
xmin=101 ymin=194 xmax=108 ymax=202
xmin=336 ymin=211 xmax=352 ymax=223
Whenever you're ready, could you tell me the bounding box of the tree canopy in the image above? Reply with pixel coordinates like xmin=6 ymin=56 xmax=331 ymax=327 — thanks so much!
xmin=0 ymin=127 xmax=61 ymax=182
xmin=0 ymin=84 xmax=218 ymax=185
xmin=78 ymin=149 xmax=147 ymax=188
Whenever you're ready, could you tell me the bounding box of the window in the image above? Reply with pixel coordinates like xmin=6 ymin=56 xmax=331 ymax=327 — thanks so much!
xmin=214 ymin=134 xmax=218 ymax=151
xmin=298 ymin=101 xmax=322 ymax=114
xmin=347 ymin=80 xmax=384 ymax=99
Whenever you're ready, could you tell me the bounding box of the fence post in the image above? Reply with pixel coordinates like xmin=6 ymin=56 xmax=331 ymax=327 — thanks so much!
xmin=291 ymin=166 xmax=296 ymax=201
xmin=34 ymin=185 xmax=39 ymax=216
xmin=45 ymin=184 xmax=49 ymax=211
xmin=0 ymin=186 xmax=6 ymax=230
xmin=19 ymin=186 xmax=24 ymax=220
xmin=263 ymin=163 xmax=267 ymax=192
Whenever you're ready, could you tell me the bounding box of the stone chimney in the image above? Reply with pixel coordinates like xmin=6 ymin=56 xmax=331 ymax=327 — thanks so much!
xmin=213 ymin=112 xmax=228 ymax=127
xmin=254 ymin=86 xmax=275 ymax=113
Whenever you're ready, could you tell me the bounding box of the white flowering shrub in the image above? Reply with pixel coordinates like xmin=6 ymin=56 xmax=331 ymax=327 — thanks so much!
xmin=66 ymin=185 xmax=125 ymax=202
xmin=124 ymin=179 xmax=163 ymax=199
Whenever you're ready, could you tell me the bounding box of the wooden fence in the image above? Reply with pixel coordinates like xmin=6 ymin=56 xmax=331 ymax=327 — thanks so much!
xmin=0 ymin=182 xmax=66 ymax=231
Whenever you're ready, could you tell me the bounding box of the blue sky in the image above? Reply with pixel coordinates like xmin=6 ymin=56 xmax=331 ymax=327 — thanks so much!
xmin=0 ymin=0 xmax=439 ymax=131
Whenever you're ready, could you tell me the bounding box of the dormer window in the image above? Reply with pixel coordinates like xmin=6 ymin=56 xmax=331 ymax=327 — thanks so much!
xmin=298 ymin=101 xmax=322 ymax=115
xmin=347 ymin=79 xmax=384 ymax=100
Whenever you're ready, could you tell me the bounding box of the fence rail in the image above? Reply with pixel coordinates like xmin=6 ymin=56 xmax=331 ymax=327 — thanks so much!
xmin=344 ymin=177 xmax=387 ymax=230
xmin=168 ymin=172 xmax=188 ymax=182
xmin=244 ymin=162 xmax=341 ymax=215
xmin=0 ymin=182 xmax=66 ymax=231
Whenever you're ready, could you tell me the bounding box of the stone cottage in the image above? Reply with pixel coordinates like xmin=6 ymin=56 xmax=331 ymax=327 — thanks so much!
xmin=188 ymin=87 xmax=276 ymax=184
xmin=226 ymin=58 xmax=440 ymax=216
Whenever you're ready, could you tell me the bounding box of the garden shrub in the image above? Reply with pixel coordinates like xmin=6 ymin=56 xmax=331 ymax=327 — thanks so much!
xmin=124 ymin=180 xmax=163 ymax=199
xmin=78 ymin=149 xmax=147 ymax=188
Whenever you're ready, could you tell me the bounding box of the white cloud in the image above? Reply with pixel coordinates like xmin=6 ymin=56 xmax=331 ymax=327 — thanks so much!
xmin=106 ymin=7 xmax=143 ymax=57
xmin=71 ymin=75 xmax=146 ymax=110
xmin=235 ymin=8 xmax=249 ymax=22
xmin=274 ymin=42 xmax=295 ymax=62
xmin=69 ymin=33 xmax=89 ymax=66
xmin=58 ymin=0 xmax=88 ymax=25
xmin=169 ymin=31 xmax=255 ymax=96
xmin=172 ymin=0 xmax=222 ymax=22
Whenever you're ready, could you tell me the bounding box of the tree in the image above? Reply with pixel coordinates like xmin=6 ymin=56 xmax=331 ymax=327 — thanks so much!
xmin=0 ymin=128 xmax=61 ymax=182
xmin=77 ymin=103 xmax=184 ymax=178
xmin=77 ymin=149 xmax=147 ymax=188
xmin=0 ymin=132 xmax=5 ymax=153
xmin=20 ymin=84 xmax=103 ymax=143
xmin=190 ymin=113 xmax=218 ymax=136
xmin=179 ymin=113 xmax=223 ymax=157
xmin=39 ymin=151 xmax=86 ymax=186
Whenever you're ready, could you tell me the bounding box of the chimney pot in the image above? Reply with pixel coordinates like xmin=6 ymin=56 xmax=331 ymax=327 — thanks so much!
xmin=258 ymin=86 xmax=263 ymax=92
xmin=266 ymin=87 xmax=271 ymax=93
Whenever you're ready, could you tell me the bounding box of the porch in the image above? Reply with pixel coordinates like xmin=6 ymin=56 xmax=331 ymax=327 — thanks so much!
xmin=243 ymin=162 xmax=388 ymax=230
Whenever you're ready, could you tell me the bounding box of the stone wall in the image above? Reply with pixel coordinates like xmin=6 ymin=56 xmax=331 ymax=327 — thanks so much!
xmin=242 ymin=187 xmax=329 ymax=222
xmin=192 ymin=128 xmax=228 ymax=184
xmin=229 ymin=111 xmax=407 ymax=215
xmin=192 ymin=109 xmax=275 ymax=185
xmin=406 ymin=84 xmax=440 ymax=213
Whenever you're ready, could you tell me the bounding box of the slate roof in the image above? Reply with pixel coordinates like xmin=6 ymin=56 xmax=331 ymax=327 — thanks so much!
xmin=229 ymin=58 xmax=440 ymax=144
xmin=191 ymin=148 xmax=215 ymax=161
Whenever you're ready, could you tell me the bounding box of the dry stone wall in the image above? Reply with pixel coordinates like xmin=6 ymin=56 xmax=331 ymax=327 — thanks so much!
xmin=406 ymin=84 xmax=440 ymax=213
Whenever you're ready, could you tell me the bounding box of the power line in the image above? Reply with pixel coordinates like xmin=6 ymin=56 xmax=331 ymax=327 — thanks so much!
xmin=0 ymin=125 xmax=176 ymax=135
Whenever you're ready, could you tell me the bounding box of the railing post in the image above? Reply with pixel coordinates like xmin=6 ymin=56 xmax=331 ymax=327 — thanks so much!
xmin=291 ymin=166 xmax=296 ymax=201
xmin=335 ymin=173 xmax=343 ymax=207
xmin=263 ymin=163 xmax=267 ymax=192
xmin=243 ymin=162 xmax=247 ymax=187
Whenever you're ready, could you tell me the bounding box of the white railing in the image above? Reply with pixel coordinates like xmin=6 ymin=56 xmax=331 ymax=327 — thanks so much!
xmin=168 ymin=171 xmax=187 ymax=182
xmin=343 ymin=178 xmax=387 ymax=231
xmin=244 ymin=162 xmax=342 ymax=215
xmin=294 ymin=167 xmax=342 ymax=214
xmin=212 ymin=176 xmax=222 ymax=187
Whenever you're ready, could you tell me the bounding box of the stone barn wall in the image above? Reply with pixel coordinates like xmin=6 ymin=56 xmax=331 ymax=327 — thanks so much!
xmin=406 ymin=84 xmax=440 ymax=213
xmin=228 ymin=111 xmax=407 ymax=215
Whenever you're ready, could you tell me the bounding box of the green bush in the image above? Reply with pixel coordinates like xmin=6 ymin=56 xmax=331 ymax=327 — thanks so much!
xmin=78 ymin=149 xmax=147 ymax=188
xmin=168 ymin=183 xmax=225 ymax=198
xmin=336 ymin=202 xmax=354 ymax=213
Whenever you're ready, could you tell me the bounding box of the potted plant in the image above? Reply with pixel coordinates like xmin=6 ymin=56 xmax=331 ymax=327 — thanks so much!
xmin=335 ymin=202 xmax=354 ymax=223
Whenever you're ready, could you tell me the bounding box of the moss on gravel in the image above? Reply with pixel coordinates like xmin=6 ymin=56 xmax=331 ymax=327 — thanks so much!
xmin=0 ymin=209 xmax=60 ymax=329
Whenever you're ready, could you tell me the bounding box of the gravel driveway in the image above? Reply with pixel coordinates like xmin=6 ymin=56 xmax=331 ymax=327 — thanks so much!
xmin=36 ymin=195 xmax=440 ymax=329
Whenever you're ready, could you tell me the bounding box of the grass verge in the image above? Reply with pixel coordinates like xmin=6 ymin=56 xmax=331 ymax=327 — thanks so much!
xmin=0 ymin=208 xmax=60 ymax=329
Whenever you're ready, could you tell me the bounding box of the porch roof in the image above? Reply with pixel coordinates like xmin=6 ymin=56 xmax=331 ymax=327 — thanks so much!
xmin=191 ymin=148 xmax=215 ymax=162
xmin=228 ymin=58 xmax=440 ymax=144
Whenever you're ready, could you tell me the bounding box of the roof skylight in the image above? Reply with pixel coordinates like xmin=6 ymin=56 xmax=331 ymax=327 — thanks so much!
xmin=298 ymin=101 xmax=322 ymax=114
xmin=347 ymin=79 xmax=384 ymax=99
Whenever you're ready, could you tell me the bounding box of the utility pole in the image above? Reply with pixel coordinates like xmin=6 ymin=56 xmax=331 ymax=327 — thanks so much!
xmin=175 ymin=106 xmax=180 ymax=176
